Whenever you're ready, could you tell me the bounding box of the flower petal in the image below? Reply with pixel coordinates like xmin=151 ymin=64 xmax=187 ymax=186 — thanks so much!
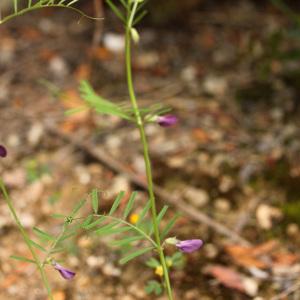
xmin=0 ymin=145 xmax=7 ymax=158
xmin=176 ymin=239 xmax=203 ymax=253
xmin=53 ymin=262 xmax=76 ymax=280
xmin=157 ymin=115 xmax=178 ymax=127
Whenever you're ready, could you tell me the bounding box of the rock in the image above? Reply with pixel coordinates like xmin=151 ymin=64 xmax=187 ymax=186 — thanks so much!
xmin=184 ymin=289 xmax=200 ymax=300
xmin=86 ymin=256 xmax=105 ymax=268
xmin=49 ymin=56 xmax=69 ymax=79
xmin=242 ymin=277 xmax=258 ymax=296
xmin=204 ymin=243 xmax=219 ymax=259
xmin=286 ymin=223 xmax=299 ymax=237
xmin=184 ymin=187 xmax=209 ymax=208
xmin=203 ymin=75 xmax=228 ymax=96
xmin=214 ymin=198 xmax=231 ymax=213
xmin=103 ymin=33 xmax=125 ymax=53
xmin=102 ymin=263 xmax=121 ymax=277
xmin=19 ymin=212 xmax=35 ymax=228
xmin=106 ymin=135 xmax=122 ymax=152
xmin=132 ymin=155 xmax=145 ymax=174
xmin=219 ymin=175 xmax=235 ymax=193
xmin=166 ymin=155 xmax=186 ymax=168
xmin=181 ymin=66 xmax=197 ymax=82
xmin=78 ymin=236 xmax=93 ymax=249
xmin=128 ymin=284 xmax=146 ymax=299
xmin=27 ymin=123 xmax=44 ymax=146
xmin=75 ymin=165 xmax=91 ymax=185
xmin=7 ymin=133 xmax=21 ymax=148
xmin=256 ymin=204 xmax=282 ymax=229
xmin=136 ymin=52 xmax=159 ymax=69
xmin=110 ymin=175 xmax=130 ymax=194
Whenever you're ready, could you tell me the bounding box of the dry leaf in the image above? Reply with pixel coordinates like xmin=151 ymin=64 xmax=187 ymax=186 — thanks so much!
xmin=225 ymin=240 xmax=279 ymax=269
xmin=204 ymin=265 xmax=258 ymax=296
xmin=272 ymin=252 xmax=299 ymax=266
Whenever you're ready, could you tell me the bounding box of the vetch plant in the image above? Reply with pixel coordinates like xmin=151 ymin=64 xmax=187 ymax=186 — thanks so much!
xmin=0 ymin=1 xmax=204 ymax=299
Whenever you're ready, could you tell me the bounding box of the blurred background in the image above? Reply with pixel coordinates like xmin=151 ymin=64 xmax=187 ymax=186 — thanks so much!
xmin=1 ymin=0 xmax=300 ymax=299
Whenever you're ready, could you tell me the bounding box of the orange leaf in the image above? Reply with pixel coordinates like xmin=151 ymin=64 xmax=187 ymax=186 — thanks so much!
xmin=272 ymin=252 xmax=299 ymax=266
xmin=192 ymin=128 xmax=210 ymax=143
xmin=205 ymin=265 xmax=245 ymax=293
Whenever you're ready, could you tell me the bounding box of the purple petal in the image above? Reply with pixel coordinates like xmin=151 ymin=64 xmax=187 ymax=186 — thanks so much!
xmin=53 ymin=263 xmax=76 ymax=280
xmin=157 ymin=115 xmax=178 ymax=127
xmin=0 ymin=145 xmax=7 ymax=158
xmin=176 ymin=239 xmax=203 ymax=253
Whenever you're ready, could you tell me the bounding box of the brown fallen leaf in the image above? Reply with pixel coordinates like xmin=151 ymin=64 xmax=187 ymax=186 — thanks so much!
xmin=252 ymin=240 xmax=279 ymax=256
xmin=272 ymin=252 xmax=300 ymax=266
xmin=204 ymin=265 xmax=258 ymax=296
xmin=225 ymin=240 xmax=279 ymax=269
xmin=192 ymin=128 xmax=210 ymax=143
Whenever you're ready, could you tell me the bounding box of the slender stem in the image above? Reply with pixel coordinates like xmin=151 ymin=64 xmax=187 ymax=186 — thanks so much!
xmin=0 ymin=5 xmax=99 ymax=25
xmin=0 ymin=180 xmax=53 ymax=300
xmin=125 ymin=10 xmax=174 ymax=300
xmin=42 ymin=223 xmax=68 ymax=267
xmin=14 ymin=0 xmax=18 ymax=13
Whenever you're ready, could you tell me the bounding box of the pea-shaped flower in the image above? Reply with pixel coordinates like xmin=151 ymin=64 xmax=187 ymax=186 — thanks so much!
xmin=156 ymin=115 xmax=178 ymax=127
xmin=0 ymin=145 xmax=7 ymax=157
xmin=52 ymin=262 xmax=76 ymax=280
xmin=176 ymin=239 xmax=203 ymax=253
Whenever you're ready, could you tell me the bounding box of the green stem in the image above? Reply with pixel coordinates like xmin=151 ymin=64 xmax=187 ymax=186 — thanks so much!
xmin=0 ymin=180 xmax=53 ymax=300
xmin=14 ymin=0 xmax=18 ymax=13
xmin=0 ymin=5 xmax=99 ymax=25
xmin=125 ymin=14 xmax=174 ymax=300
xmin=42 ymin=223 xmax=68 ymax=267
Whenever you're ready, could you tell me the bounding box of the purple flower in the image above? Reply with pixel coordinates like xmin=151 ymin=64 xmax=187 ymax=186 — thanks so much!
xmin=0 ymin=145 xmax=7 ymax=158
xmin=53 ymin=262 xmax=76 ymax=280
xmin=176 ymin=239 xmax=203 ymax=253
xmin=157 ymin=115 xmax=178 ymax=127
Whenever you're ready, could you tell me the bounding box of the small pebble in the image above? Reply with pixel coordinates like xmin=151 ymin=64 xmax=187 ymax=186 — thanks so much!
xmin=286 ymin=223 xmax=299 ymax=237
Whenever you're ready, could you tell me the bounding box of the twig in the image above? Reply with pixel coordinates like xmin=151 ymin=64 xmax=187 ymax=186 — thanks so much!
xmin=45 ymin=122 xmax=251 ymax=246
xmin=92 ymin=0 xmax=103 ymax=47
